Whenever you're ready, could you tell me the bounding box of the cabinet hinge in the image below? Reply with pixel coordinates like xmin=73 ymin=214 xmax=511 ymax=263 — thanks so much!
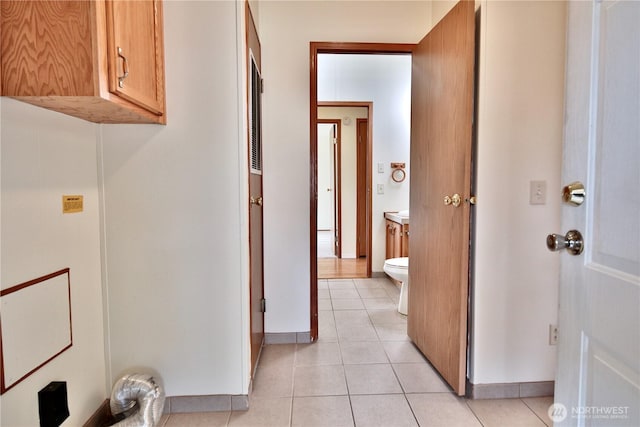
xmin=260 ymin=78 xmax=264 ymax=94
xmin=260 ymin=298 xmax=266 ymax=313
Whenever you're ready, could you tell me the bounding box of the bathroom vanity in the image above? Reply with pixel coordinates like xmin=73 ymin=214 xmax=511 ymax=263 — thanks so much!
xmin=384 ymin=212 xmax=409 ymax=260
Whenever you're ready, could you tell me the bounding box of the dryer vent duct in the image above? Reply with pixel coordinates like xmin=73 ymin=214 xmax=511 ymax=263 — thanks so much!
xmin=110 ymin=373 xmax=165 ymax=427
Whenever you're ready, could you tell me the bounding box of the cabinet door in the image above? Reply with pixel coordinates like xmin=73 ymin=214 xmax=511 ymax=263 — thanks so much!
xmin=106 ymin=0 xmax=165 ymax=115
xmin=401 ymin=224 xmax=409 ymax=257
xmin=385 ymin=220 xmax=394 ymax=259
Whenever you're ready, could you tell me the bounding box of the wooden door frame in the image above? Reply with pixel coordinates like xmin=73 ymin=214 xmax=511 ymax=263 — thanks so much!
xmin=309 ymin=42 xmax=414 ymax=340
xmin=317 ymin=119 xmax=342 ymax=258
xmin=356 ymin=118 xmax=368 ymax=258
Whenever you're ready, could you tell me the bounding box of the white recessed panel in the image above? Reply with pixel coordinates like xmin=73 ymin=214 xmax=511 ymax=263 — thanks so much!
xmin=1 ymin=270 xmax=72 ymax=393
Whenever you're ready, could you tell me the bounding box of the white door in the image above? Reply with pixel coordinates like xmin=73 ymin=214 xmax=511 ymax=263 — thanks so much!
xmin=553 ymin=1 xmax=639 ymax=426
xmin=317 ymin=123 xmax=335 ymax=232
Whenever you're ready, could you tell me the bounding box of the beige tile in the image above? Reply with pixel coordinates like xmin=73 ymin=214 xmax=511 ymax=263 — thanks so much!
xmin=340 ymin=341 xmax=389 ymax=364
xmin=331 ymin=298 xmax=365 ymax=310
xmin=522 ymin=396 xmax=554 ymax=426
xmin=318 ymin=288 xmax=331 ymax=299
xmin=350 ymin=394 xmax=418 ymax=426
xmin=383 ymin=341 xmax=428 ymax=364
xmin=319 ymin=298 xmax=333 ymax=310
xmin=362 ymin=297 xmax=396 ymax=310
xmin=330 ymin=288 xmax=361 ymax=299
xmin=466 ymin=398 xmax=547 ymax=426
xmin=356 ymin=287 xmax=389 ymax=298
xmin=374 ymin=323 xmax=409 ymax=341
xmin=407 ymin=393 xmax=482 ymax=427
xmin=293 ymin=365 xmax=348 ymax=396
xmin=228 ymin=397 xmax=291 ymax=426
xmin=393 ymin=363 xmax=451 ymax=393
xmin=385 ymin=288 xmax=401 ymax=304
xmin=367 ymin=308 xmax=407 ymax=325
xmin=354 ymin=278 xmax=385 ymax=289
xmin=291 ymin=396 xmax=354 ymax=427
xmin=258 ymin=344 xmax=296 ymax=369
xmin=333 ymin=310 xmax=372 ymax=327
xmin=165 ymin=411 xmax=230 ymax=426
xmin=295 ymin=342 xmax=342 ymax=366
xmin=344 ymin=363 xmax=403 ymax=395
xmin=318 ymin=312 xmax=338 ymax=342
xmin=336 ymin=324 xmax=379 ymax=341
xmin=328 ymin=279 xmax=356 ymax=290
xmin=251 ymin=363 xmax=294 ymax=398
xmin=159 ymin=414 xmax=170 ymax=426
xmin=318 ymin=280 xmax=329 ymax=290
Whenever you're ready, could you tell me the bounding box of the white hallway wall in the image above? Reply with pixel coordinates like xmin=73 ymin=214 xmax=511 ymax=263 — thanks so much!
xmin=470 ymin=0 xmax=566 ymax=384
xmin=0 ymin=99 xmax=106 ymax=426
xmin=262 ymin=0 xmax=565 ymax=386
xmin=318 ymin=55 xmax=412 ymax=266
xmin=99 ymin=1 xmax=250 ymax=396
xmin=259 ymin=0 xmax=430 ymax=333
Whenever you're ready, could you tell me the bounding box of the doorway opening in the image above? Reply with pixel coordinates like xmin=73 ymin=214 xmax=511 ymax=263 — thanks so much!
xmin=317 ymin=103 xmax=372 ymax=280
xmin=309 ymin=43 xmax=414 ymax=340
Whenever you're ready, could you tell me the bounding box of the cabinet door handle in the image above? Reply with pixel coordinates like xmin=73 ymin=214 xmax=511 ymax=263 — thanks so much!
xmin=117 ymin=47 xmax=129 ymax=88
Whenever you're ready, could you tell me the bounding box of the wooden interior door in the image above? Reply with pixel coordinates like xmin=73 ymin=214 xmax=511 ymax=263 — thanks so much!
xmin=407 ymin=0 xmax=475 ymax=396
xmin=246 ymin=4 xmax=264 ymax=376
xmin=356 ymin=118 xmax=368 ymax=258
xmin=554 ymin=1 xmax=640 ymax=424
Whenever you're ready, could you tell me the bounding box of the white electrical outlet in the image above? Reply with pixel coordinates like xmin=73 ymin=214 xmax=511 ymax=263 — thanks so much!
xmin=549 ymin=324 xmax=558 ymax=345
xmin=530 ymin=180 xmax=547 ymax=205
xmin=377 ymin=184 xmax=384 ymax=194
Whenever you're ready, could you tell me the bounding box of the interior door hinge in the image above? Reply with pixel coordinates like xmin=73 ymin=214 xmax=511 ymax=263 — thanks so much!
xmin=260 ymin=78 xmax=264 ymax=94
xmin=260 ymin=298 xmax=266 ymax=313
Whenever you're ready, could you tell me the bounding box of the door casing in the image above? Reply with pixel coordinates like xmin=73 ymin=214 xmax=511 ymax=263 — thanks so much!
xmin=309 ymin=43 xmax=413 ymax=340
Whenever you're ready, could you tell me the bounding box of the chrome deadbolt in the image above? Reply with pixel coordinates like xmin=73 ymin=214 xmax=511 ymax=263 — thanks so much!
xmin=546 ymin=230 xmax=584 ymax=255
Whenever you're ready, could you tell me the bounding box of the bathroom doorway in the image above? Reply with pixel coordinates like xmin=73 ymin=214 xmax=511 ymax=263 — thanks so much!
xmin=317 ymin=104 xmax=372 ymax=280
xmin=309 ymin=44 xmax=414 ymax=340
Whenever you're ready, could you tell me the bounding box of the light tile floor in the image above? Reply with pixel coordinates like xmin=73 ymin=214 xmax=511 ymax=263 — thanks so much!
xmin=159 ymin=277 xmax=554 ymax=426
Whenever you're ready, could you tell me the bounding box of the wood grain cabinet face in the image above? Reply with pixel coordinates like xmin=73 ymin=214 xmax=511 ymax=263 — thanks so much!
xmin=0 ymin=0 xmax=166 ymax=124
xmin=385 ymin=219 xmax=409 ymax=260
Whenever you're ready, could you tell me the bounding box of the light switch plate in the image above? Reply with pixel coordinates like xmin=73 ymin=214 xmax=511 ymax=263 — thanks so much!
xmin=530 ymin=181 xmax=546 ymax=205
xmin=378 ymin=163 xmax=384 ymax=173
xmin=377 ymin=184 xmax=384 ymax=194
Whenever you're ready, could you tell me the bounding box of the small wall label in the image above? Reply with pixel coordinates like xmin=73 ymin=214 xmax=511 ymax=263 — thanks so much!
xmin=62 ymin=195 xmax=83 ymax=214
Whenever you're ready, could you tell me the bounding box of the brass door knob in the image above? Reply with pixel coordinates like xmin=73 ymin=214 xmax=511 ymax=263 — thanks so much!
xmin=444 ymin=194 xmax=462 ymax=207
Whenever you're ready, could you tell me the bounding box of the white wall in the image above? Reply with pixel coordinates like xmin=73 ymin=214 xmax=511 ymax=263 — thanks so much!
xmin=0 ymin=99 xmax=106 ymax=426
xmin=318 ymin=106 xmax=370 ymax=258
xmin=99 ymin=1 xmax=250 ymax=396
xmin=470 ymin=0 xmax=566 ymax=384
xmin=259 ymin=1 xmax=429 ymax=333
xmin=318 ymin=55 xmax=412 ymax=267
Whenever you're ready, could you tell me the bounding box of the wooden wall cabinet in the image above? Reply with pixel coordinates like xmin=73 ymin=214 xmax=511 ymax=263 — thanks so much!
xmin=0 ymin=0 xmax=166 ymax=124
xmin=385 ymin=219 xmax=409 ymax=260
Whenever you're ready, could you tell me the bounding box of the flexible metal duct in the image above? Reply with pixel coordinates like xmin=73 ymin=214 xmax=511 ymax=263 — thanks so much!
xmin=110 ymin=373 xmax=165 ymax=427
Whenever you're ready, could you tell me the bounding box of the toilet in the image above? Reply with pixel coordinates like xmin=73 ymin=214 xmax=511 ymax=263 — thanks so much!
xmin=383 ymin=257 xmax=409 ymax=315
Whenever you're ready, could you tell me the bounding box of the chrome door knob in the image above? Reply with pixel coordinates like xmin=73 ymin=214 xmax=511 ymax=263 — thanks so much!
xmin=546 ymin=230 xmax=584 ymax=255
